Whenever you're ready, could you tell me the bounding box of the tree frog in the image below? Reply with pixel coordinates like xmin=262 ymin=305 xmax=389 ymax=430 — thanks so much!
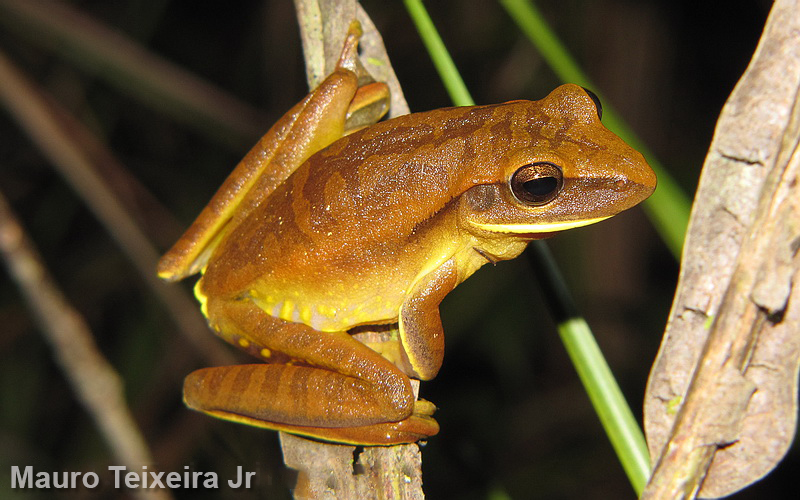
xmin=158 ymin=25 xmax=656 ymax=445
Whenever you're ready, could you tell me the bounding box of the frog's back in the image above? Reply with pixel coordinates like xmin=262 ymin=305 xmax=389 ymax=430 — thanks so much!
xmin=204 ymin=106 xmax=519 ymax=269
xmin=199 ymin=101 xmax=557 ymax=328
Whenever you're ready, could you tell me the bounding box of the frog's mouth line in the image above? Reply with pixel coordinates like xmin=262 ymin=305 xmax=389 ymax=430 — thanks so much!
xmin=472 ymin=215 xmax=611 ymax=234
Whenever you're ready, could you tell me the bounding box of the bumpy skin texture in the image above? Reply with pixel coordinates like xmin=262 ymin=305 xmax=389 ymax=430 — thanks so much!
xmin=160 ymin=41 xmax=655 ymax=444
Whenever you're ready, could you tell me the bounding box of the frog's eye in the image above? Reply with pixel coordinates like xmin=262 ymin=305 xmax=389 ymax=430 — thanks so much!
xmin=510 ymin=162 xmax=563 ymax=206
xmin=581 ymin=87 xmax=603 ymax=121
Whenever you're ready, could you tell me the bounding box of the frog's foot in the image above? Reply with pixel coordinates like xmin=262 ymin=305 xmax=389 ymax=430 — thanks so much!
xmin=414 ymin=399 xmax=436 ymax=417
xmin=271 ymin=413 xmax=440 ymax=445
xmin=189 ymin=401 xmax=439 ymax=445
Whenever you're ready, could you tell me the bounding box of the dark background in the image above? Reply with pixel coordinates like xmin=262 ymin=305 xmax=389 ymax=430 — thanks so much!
xmin=1 ymin=0 xmax=792 ymax=498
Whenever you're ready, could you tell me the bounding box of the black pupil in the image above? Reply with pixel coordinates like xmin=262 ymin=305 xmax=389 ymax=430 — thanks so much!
xmin=523 ymin=177 xmax=558 ymax=196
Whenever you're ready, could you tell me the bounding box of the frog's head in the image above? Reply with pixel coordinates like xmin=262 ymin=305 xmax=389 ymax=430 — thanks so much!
xmin=460 ymin=84 xmax=656 ymax=237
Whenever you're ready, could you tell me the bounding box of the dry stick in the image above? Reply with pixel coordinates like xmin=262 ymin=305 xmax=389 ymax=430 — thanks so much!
xmin=0 ymin=44 xmax=237 ymax=472
xmin=0 ymin=48 xmax=233 ymax=368
xmin=642 ymin=0 xmax=800 ymax=496
xmin=277 ymin=2 xmax=425 ymax=499
xmin=0 ymin=191 xmax=172 ymax=500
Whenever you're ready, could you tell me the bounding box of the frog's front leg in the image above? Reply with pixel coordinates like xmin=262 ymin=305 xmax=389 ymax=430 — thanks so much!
xmin=399 ymin=259 xmax=459 ymax=381
xmin=183 ymin=296 xmax=439 ymax=445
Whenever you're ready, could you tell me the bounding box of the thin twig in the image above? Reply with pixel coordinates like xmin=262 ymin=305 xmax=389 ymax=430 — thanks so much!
xmin=0 ymin=190 xmax=172 ymax=500
xmin=0 ymin=47 xmax=234 ymax=368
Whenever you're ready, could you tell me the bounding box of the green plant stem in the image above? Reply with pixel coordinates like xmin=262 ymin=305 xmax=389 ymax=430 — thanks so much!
xmin=403 ymin=0 xmax=474 ymax=107
xmin=528 ymin=243 xmax=651 ymax=495
xmin=560 ymin=317 xmax=651 ymax=493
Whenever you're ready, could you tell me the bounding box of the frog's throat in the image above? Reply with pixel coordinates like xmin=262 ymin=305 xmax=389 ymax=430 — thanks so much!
xmin=472 ymin=215 xmax=611 ymax=234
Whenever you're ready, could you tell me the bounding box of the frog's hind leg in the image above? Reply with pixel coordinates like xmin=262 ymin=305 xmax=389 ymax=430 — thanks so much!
xmin=183 ymin=298 xmax=438 ymax=445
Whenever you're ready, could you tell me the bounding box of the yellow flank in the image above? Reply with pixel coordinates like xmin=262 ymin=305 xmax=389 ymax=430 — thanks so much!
xmin=316 ymin=304 xmax=336 ymax=318
xmin=248 ymin=283 xmax=404 ymax=332
xmin=260 ymin=348 xmax=271 ymax=359
xmin=238 ymin=338 xmax=250 ymax=348
xmin=299 ymin=305 xmax=312 ymax=324
xmin=279 ymin=300 xmax=295 ymax=322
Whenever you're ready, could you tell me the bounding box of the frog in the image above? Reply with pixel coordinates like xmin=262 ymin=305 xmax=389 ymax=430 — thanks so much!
xmin=158 ymin=24 xmax=656 ymax=445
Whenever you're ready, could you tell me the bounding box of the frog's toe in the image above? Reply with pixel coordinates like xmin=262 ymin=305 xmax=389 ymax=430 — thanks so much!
xmin=339 ymin=414 xmax=439 ymax=445
xmin=395 ymin=413 xmax=439 ymax=443
xmin=413 ymin=399 xmax=437 ymax=417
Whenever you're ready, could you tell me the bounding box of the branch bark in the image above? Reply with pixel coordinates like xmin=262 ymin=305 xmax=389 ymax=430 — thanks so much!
xmin=279 ymin=2 xmax=425 ymax=499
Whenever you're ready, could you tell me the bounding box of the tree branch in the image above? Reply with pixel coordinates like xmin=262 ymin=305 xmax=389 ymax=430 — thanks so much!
xmin=279 ymin=2 xmax=425 ymax=498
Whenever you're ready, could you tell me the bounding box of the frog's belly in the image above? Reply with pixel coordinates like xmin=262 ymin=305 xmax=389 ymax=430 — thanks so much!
xmin=247 ymin=272 xmax=409 ymax=332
